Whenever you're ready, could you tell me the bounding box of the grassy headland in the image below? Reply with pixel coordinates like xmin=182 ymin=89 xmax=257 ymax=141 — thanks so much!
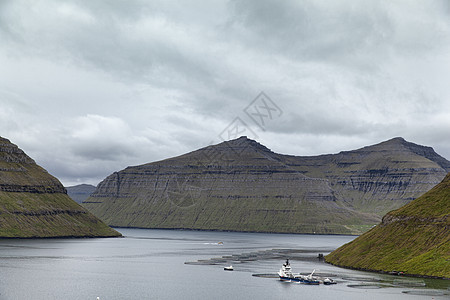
xmin=326 ymin=173 xmax=450 ymax=278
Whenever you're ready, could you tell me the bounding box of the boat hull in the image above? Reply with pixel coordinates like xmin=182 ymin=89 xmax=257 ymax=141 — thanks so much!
xmin=302 ymin=279 xmax=320 ymax=285
xmin=279 ymin=276 xmax=302 ymax=282
xmin=279 ymin=276 xmax=320 ymax=284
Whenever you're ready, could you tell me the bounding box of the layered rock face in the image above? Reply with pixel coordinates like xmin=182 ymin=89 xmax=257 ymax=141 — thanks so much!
xmin=284 ymin=137 xmax=450 ymax=215
xmin=0 ymin=137 xmax=120 ymax=238
xmin=326 ymin=173 xmax=450 ymax=278
xmin=0 ymin=138 xmax=65 ymax=193
xmin=83 ymin=136 xmax=449 ymax=234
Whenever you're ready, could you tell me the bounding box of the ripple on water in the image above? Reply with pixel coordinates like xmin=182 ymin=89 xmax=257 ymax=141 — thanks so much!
xmin=252 ymin=273 xmax=279 ymax=278
xmin=347 ymin=284 xmax=384 ymax=289
xmin=341 ymin=276 xmax=382 ymax=283
xmin=402 ymin=290 xmax=447 ymax=296
xmin=392 ymin=279 xmax=426 ymax=287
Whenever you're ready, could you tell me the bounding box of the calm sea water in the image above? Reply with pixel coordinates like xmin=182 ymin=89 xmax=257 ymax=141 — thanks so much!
xmin=0 ymin=228 xmax=448 ymax=300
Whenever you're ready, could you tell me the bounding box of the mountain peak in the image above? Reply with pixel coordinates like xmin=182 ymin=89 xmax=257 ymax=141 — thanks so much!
xmin=193 ymin=136 xmax=273 ymax=155
xmin=220 ymin=136 xmax=274 ymax=155
xmin=357 ymin=137 xmax=450 ymax=172
xmin=226 ymin=135 xmax=258 ymax=144
xmin=374 ymin=137 xmax=408 ymax=148
xmin=237 ymin=135 xmax=249 ymax=140
xmin=226 ymin=135 xmax=259 ymax=143
xmin=0 ymin=136 xmax=36 ymax=165
xmin=386 ymin=137 xmax=406 ymax=143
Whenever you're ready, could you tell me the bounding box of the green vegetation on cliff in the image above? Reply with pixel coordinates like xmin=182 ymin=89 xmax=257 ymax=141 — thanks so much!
xmin=83 ymin=137 xmax=449 ymax=235
xmin=325 ymin=173 xmax=450 ymax=278
xmin=0 ymin=136 xmax=121 ymax=238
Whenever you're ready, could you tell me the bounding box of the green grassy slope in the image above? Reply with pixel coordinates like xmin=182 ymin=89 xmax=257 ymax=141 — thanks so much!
xmin=0 ymin=136 xmax=121 ymax=238
xmin=86 ymin=191 xmax=378 ymax=235
xmin=0 ymin=191 xmax=121 ymax=238
xmin=325 ymin=173 xmax=450 ymax=278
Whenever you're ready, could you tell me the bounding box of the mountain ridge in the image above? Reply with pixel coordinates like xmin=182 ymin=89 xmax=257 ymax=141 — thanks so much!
xmin=83 ymin=136 xmax=449 ymax=235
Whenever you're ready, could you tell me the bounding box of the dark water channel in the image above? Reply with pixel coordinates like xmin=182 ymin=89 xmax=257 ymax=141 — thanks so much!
xmin=0 ymin=228 xmax=448 ymax=299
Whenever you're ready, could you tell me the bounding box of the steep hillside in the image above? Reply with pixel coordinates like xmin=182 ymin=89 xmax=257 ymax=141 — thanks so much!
xmin=83 ymin=137 xmax=449 ymax=235
xmin=0 ymin=137 xmax=121 ymax=238
xmin=66 ymin=184 xmax=96 ymax=204
xmin=326 ymin=173 xmax=450 ymax=278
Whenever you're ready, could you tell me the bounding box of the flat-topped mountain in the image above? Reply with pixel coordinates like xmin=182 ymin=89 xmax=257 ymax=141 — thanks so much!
xmin=0 ymin=136 xmax=120 ymax=238
xmin=83 ymin=137 xmax=450 ymax=235
xmin=66 ymin=184 xmax=96 ymax=204
xmin=326 ymin=172 xmax=450 ymax=278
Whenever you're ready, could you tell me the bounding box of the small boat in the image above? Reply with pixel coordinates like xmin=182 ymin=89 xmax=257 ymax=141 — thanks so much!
xmin=224 ymin=265 xmax=233 ymax=271
xmin=323 ymin=278 xmax=337 ymax=285
xmin=302 ymin=269 xmax=320 ymax=285
xmin=389 ymin=270 xmax=404 ymax=276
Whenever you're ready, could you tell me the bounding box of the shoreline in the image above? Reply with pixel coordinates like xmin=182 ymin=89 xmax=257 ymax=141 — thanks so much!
xmin=0 ymin=232 xmax=122 ymax=240
xmin=325 ymin=260 xmax=450 ymax=281
xmin=110 ymin=225 xmax=360 ymax=237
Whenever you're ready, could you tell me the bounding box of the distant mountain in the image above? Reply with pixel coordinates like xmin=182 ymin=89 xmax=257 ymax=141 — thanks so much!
xmin=0 ymin=136 xmax=121 ymax=238
xmin=326 ymin=173 xmax=450 ymax=278
xmin=83 ymin=136 xmax=450 ymax=235
xmin=66 ymin=184 xmax=96 ymax=204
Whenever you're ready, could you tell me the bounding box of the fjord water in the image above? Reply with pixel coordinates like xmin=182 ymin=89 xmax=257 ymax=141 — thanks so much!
xmin=0 ymin=229 xmax=448 ymax=299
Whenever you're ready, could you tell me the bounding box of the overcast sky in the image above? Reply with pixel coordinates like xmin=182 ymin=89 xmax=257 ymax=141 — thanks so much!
xmin=1 ymin=0 xmax=449 ymax=186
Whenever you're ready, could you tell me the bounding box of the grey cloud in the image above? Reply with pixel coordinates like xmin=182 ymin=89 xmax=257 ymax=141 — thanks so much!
xmin=1 ymin=0 xmax=449 ymax=185
xmin=227 ymin=1 xmax=391 ymax=63
xmin=37 ymin=1 xmax=221 ymax=87
xmin=229 ymin=0 xmax=449 ymax=59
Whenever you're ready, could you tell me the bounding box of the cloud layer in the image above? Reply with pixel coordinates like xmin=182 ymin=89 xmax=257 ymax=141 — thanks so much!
xmin=1 ymin=0 xmax=449 ymax=185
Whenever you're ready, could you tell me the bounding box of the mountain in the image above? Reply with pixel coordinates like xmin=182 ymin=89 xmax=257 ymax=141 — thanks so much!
xmin=83 ymin=136 xmax=450 ymax=235
xmin=0 ymin=136 xmax=121 ymax=238
xmin=66 ymin=184 xmax=96 ymax=204
xmin=282 ymin=137 xmax=450 ymax=216
xmin=325 ymin=173 xmax=450 ymax=278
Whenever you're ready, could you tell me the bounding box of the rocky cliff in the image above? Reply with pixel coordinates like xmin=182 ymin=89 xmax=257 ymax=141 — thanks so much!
xmin=0 ymin=136 xmax=121 ymax=238
xmin=325 ymin=173 xmax=450 ymax=278
xmin=283 ymin=137 xmax=449 ymax=215
xmin=83 ymin=137 xmax=450 ymax=235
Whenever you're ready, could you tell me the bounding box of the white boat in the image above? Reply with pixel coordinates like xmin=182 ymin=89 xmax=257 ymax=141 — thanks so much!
xmin=224 ymin=265 xmax=233 ymax=271
xmin=278 ymin=259 xmax=302 ymax=282
xmin=323 ymin=277 xmax=337 ymax=285
xmin=277 ymin=260 xmax=321 ymax=284
xmin=302 ymin=269 xmax=320 ymax=285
